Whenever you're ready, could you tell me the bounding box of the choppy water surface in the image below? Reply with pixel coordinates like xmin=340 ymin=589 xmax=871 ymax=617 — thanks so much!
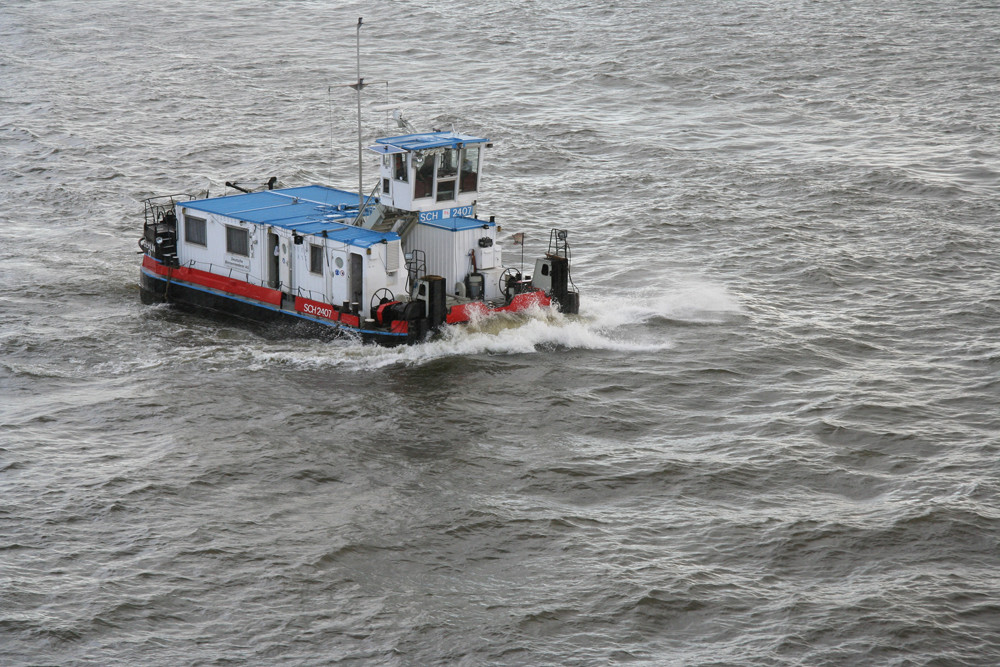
xmin=2 ymin=1 xmax=999 ymax=664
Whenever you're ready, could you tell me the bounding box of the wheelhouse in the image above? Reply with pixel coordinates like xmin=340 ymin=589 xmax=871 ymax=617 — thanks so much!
xmin=369 ymin=132 xmax=489 ymax=213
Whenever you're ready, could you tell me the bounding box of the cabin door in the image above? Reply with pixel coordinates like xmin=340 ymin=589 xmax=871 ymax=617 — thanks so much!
xmin=350 ymin=253 xmax=364 ymax=308
xmin=267 ymin=232 xmax=280 ymax=289
xmin=279 ymin=236 xmax=293 ymax=292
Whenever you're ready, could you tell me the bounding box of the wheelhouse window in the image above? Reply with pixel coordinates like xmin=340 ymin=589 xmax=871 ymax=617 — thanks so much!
xmin=436 ymin=148 xmax=459 ymax=202
xmin=393 ymin=153 xmax=408 ymax=182
xmin=414 ymin=154 xmax=433 ymax=199
xmin=185 ymin=215 xmax=207 ymax=246
xmin=226 ymin=226 xmax=249 ymax=256
xmin=460 ymin=147 xmax=480 ymax=193
xmin=309 ymin=244 xmax=324 ymax=274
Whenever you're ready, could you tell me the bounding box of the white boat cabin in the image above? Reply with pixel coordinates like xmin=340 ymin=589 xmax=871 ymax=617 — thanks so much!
xmin=175 ymin=185 xmax=405 ymax=311
xmin=367 ymin=131 xmax=505 ymax=302
xmin=168 ymin=130 xmax=508 ymax=319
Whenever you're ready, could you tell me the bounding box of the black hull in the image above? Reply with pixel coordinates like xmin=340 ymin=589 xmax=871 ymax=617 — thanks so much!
xmin=140 ymin=270 xmax=413 ymax=346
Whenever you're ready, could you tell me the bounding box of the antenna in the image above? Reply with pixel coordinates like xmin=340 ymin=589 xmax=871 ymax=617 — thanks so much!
xmin=372 ymin=101 xmax=419 ymax=133
xmin=392 ymin=109 xmax=417 ymax=133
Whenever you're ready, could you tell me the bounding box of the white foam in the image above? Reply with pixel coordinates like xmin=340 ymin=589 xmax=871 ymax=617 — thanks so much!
xmin=243 ymin=305 xmax=661 ymax=371
xmin=657 ymin=279 xmax=744 ymax=319
xmin=242 ymin=278 xmax=741 ymax=370
xmin=581 ymin=278 xmax=743 ymax=329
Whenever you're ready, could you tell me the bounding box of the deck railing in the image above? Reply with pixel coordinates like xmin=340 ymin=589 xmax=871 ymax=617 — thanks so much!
xmin=180 ymin=258 xmax=334 ymax=306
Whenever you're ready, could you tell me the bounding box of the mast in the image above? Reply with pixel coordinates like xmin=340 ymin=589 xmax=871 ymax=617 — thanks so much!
xmin=353 ymin=16 xmax=365 ymax=211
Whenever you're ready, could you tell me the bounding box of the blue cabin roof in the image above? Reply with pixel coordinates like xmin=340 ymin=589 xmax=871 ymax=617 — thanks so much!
xmin=372 ymin=131 xmax=489 ymax=153
xmin=180 ymin=185 xmax=399 ymax=248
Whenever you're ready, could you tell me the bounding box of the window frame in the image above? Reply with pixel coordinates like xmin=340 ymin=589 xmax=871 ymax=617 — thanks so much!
xmin=459 ymin=147 xmax=480 ymax=193
xmin=436 ymin=148 xmax=459 ymax=202
xmin=414 ymin=154 xmax=434 ymax=199
xmin=225 ymin=225 xmax=250 ymax=257
xmin=185 ymin=215 xmax=207 ymax=247
xmin=393 ymin=153 xmax=408 ymax=182
xmin=309 ymin=244 xmax=324 ymax=275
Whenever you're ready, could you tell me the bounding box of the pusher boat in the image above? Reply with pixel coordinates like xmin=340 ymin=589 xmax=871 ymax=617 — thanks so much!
xmin=138 ymin=130 xmax=579 ymax=345
xmin=139 ymin=17 xmax=577 ymax=345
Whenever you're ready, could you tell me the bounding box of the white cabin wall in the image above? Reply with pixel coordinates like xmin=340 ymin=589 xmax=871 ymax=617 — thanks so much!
xmin=328 ymin=246 xmax=349 ymax=306
xmin=176 ymin=206 xmax=218 ymax=271
xmin=276 ymin=231 xmax=293 ymax=292
xmin=174 ymin=202 xmax=408 ymax=310
xmin=310 ymin=241 xmax=407 ymax=310
xmin=380 ymin=154 xmax=414 ymax=211
xmin=293 ymin=236 xmax=403 ymax=307
xmin=294 ymin=237 xmax=327 ymax=303
xmin=378 ymin=148 xmax=484 ymax=214
xmin=480 ymin=266 xmax=504 ymax=301
xmin=361 ymin=242 xmax=408 ymax=303
xmin=261 ymin=226 xmax=292 ymax=291
xmin=406 ymin=222 xmax=500 ymax=297
xmin=176 ymin=207 xmax=267 ymax=287
xmin=406 ymin=223 xmax=454 ymax=293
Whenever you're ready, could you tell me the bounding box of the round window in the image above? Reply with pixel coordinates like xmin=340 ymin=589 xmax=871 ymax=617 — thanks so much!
xmin=335 ymin=257 xmax=344 ymax=269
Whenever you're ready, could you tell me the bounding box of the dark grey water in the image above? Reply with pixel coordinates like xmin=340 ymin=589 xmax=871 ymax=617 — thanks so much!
xmin=3 ymin=1 xmax=999 ymax=664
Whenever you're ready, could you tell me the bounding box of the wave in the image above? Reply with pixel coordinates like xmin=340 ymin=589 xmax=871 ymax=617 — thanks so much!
xmin=240 ymin=280 xmax=742 ymax=371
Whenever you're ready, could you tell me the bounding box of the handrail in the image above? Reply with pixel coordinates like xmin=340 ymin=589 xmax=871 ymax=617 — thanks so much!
xmin=143 ymin=193 xmax=195 ymax=226
xmin=350 ymin=182 xmax=382 ymax=227
xmin=179 ymin=258 xmax=335 ymax=305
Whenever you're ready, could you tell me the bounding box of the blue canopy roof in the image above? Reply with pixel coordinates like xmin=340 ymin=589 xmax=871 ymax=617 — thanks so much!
xmin=181 ymin=185 xmax=399 ymax=248
xmin=418 ymin=215 xmax=496 ymax=232
xmin=372 ymin=131 xmax=489 ymax=153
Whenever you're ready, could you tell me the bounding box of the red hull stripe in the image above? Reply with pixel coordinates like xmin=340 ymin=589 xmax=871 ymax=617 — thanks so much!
xmin=498 ymin=291 xmax=552 ymax=312
xmin=446 ymin=301 xmax=489 ymax=324
xmin=144 ymin=256 xmax=552 ymax=331
xmin=142 ymin=255 xmax=282 ymax=306
xmin=295 ymin=296 xmax=337 ymax=320
xmin=291 ymin=296 xmax=362 ymax=327
xmin=445 ymin=290 xmax=551 ymax=323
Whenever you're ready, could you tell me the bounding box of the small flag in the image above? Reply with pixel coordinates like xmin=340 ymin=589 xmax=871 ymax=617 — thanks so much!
xmin=512 ymin=232 xmax=524 ymax=245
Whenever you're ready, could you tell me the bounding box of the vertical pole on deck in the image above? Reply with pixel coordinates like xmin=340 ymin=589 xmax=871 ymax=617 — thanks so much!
xmin=355 ymin=16 xmax=365 ymax=212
